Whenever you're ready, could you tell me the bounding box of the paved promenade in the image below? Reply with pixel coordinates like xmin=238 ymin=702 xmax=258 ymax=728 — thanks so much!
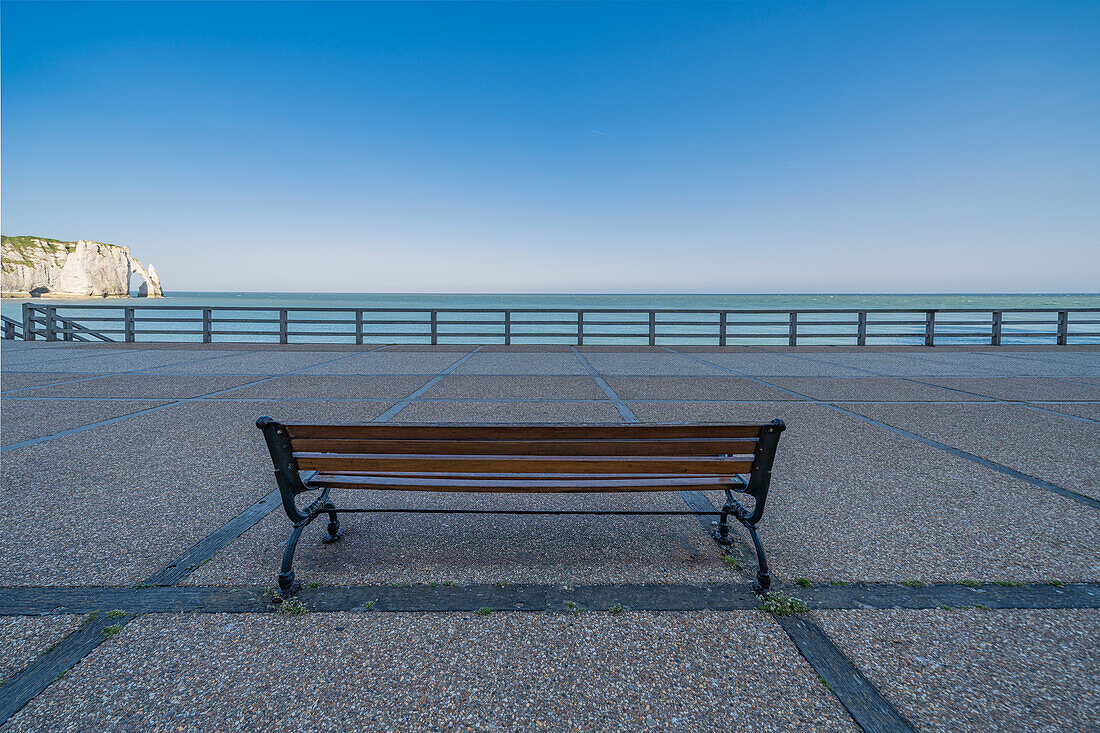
xmin=1 ymin=341 xmax=1098 ymax=731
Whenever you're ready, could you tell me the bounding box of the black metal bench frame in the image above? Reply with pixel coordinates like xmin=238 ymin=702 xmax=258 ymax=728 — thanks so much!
xmin=256 ymin=417 xmax=785 ymax=598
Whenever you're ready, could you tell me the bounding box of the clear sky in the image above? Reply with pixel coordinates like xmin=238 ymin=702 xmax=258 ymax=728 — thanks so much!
xmin=2 ymin=1 xmax=1098 ymax=293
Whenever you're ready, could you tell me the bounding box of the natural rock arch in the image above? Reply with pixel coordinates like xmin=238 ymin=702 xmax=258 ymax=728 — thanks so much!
xmin=128 ymin=255 xmax=163 ymax=297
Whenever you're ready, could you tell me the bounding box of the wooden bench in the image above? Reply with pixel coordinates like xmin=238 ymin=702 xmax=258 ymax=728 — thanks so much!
xmin=256 ymin=418 xmax=786 ymax=597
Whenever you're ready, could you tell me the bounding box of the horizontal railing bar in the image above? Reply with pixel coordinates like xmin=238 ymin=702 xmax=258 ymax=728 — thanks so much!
xmin=23 ymin=305 xmax=1100 ymax=313
xmin=507 ymin=332 xmax=586 ymax=338
xmin=125 ymin=329 xmax=206 ymax=335
xmin=133 ymin=317 xmax=215 ymax=323
xmin=283 ymin=319 xmax=357 ymax=325
xmin=929 ymin=332 xmax=999 ymax=338
xmin=210 ymin=318 xmax=281 ymax=324
xmin=357 ymin=320 xmax=430 ymax=325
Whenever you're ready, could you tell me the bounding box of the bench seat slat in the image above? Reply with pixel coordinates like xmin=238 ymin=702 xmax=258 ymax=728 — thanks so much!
xmin=294 ymin=453 xmax=754 ymax=474
xmin=307 ymin=473 xmax=738 ymax=492
xmin=291 ymin=438 xmax=758 ymax=456
xmin=284 ymin=423 xmax=765 ymax=441
xmin=308 ymin=471 xmax=742 ymax=481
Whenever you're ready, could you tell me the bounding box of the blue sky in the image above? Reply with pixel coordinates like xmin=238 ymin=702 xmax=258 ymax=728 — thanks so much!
xmin=2 ymin=1 xmax=1098 ymax=292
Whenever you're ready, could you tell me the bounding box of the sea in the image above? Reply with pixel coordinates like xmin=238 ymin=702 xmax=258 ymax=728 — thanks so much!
xmin=3 ymin=292 xmax=1099 ymax=345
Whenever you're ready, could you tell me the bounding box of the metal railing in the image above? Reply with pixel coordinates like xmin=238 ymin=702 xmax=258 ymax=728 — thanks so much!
xmin=12 ymin=303 xmax=1100 ymax=346
xmin=2 ymin=315 xmax=25 ymax=340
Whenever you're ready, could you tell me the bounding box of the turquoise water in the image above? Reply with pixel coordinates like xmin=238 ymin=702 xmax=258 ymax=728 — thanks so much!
xmin=4 ymin=292 xmax=1099 ymax=345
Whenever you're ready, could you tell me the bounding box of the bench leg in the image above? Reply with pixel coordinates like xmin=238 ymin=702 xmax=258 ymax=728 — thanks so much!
xmin=713 ymin=505 xmax=734 ymax=546
xmin=322 ymin=501 xmax=343 ymax=544
xmin=278 ymin=522 xmax=307 ymax=598
xmin=745 ymin=522 xmax=771 ymax=594
xmin=713 ymin=499 xmax=771 ymax=595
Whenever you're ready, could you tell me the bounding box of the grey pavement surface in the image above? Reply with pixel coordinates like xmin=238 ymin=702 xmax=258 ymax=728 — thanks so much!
xmin=815 ymin=609 xmax=1099 ymax=732
xmin=4 ymin=611 xmax=857 ymax=732
xmin=0 ymin=615 xmax=83 ymax=685
xmin=1 ymin=341 xmax=1098 ymax=730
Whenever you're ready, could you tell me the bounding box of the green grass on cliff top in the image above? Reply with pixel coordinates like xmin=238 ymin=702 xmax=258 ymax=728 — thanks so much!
xmin=2 ymin=235 xmax=122 ymax=271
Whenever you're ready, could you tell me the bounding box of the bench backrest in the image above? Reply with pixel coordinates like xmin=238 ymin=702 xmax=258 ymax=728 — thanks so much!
xmin=257 ymin=418 xmax=785 ymax=496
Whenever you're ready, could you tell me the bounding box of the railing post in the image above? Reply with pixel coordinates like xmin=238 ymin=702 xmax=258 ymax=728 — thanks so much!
xmin=355 ymin=310 xmax=363 ymax=345
xmin=719 ymin=312 xmax=727 ymax=347
xmin=45 ymin=306 xmax=57 ymax=342
xmin=857 ymin=311 xmax=867 ymax=346
xmin=279 ymin=309 xmax=289 ymax=344
xmin=924 ymin=310 xmax=935 ymax=347
xmin=22 ymin=303 xmax=34 ymax=341
xmin=124 ymin=307 xmax=135 ymax=343
xmin=577 ymin=312 xmax=584 ymax=346
xmin=430 ymin=311 xmax=438 ymax=346
xmin=504 ymin=311 xmax=511 ymax=346
xmin=202 ymin=308 xmax=213 ymax=344
xmin=648 ymin=311 xmax=656 ymax=346
xmin=788 ymin=312 xmax=797 ymax=347
xmin=991 ymin=311 xmax=1002 ymax=346
xmin=1057 ymin=311 xmax=1069 ymax=346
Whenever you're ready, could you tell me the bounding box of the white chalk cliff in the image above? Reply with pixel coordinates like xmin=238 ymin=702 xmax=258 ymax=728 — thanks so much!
xmin=1 ymin=236 xmax=163 ymax=298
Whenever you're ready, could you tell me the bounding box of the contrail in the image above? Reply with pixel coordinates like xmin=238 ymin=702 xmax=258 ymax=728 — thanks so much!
xmin=589 ymin=129 xmax=613 ymax=137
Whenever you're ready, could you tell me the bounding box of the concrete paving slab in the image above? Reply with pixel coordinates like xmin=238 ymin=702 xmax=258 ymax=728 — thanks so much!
xmin=845 ymin=402 xmax=1100 ymax=500
xmin=914 ymin=377 xmax=1100 ymax=402
xmin=627 ymin=401 xmax=1100 ymax=583
xmin=1 ymin=373 xmax=106 ymax=392
xmin=784 ymin=352 xmax=989 ymax=377
xmin=765 ymin=378 xmax=992 ymax=402
xmin=607 ymin=376 xmax=803 ymax=401
xmin=942 ymin=352 xmax=1100 ymax=377
xmin=210 ymin=375 xmax=431 ymax=400
xmin=392 ymin=399 xmax=624 ymax=423
xmin=0 ymin=615 xmax=84 ymax=685
xmin=815 ymin=609 xmax=1099 ymax=733
xmin=0 ymin=398 xmax=171 ymax=445
xmin=421 ymin=375 xmax=606 ymax=399
xmin=480 ymin=344 xmax=576 ymax=352
xmin=375 ymin=344 xmax=478 ymax=351
xmin=139 ymin=351 xmax=351 ymax=375
xmin=299 ymin=351 xmax=467 ymax=375
xmin=451 ymin=351 xmax=589 ymax=375
xmin=1 ymin=349 xmax=169 ymax=372
xmin=581 ymin=352 xmax=729 ymax=376
xmin=0 ymin=399 xmax=396 ymax=587
xmin=906 ymin=352 xmax=1098 ymax=377
xmin=1000 ymin=350 xmax=1100 ymax=367
xmin=682 ymin=353 xmax=872 ymax=377
xmin=4 ymin=612 xmax=856 ymax=732
xmin=1036 ymin=403 xmax=1100 ymax=421
xmin=15 ymin=375 xmax=263 ymax=399
xmin=12 ymin=352 xmax=225 ymax=375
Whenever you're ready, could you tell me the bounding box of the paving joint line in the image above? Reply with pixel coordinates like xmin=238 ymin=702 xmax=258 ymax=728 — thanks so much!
xmin=373 ymin=346 xmax=485 ymax=422
xmin=3 ymin=581 xmax=1095 ymax=616
xmin=744 ymin=345 xmax=1100 ymax=424
xmin=569 ymin=346 xmax=637 ymax=420
xmin=653 ymin=346 xmax=1089 ymax=731
xmin=0 ymin=346 xmax=284 ymax=395
xmin=0 ymin=342 xmax=289 ymax=388
xmin=0 ymin=347 xmax=388 ymax=453
xmin=0 ymin=347 xmax=393 ymax=720
xmin=660 ymin=347 xmax=1100 ymax=511
xmin=570 ymin=347 xmax=759 ymax=580
xmin=776 ymin=615 xmax=917 ymax=733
